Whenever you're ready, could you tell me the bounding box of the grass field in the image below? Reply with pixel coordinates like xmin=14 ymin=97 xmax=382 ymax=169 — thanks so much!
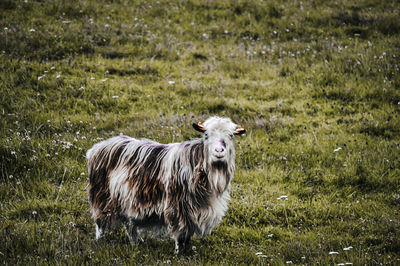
xmin=1 ymin=0 xmax=399 ymax=264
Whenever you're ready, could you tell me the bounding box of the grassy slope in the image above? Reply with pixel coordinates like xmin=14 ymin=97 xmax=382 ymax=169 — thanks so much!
xmin=0 ymin=0 xmax=399 ymax=264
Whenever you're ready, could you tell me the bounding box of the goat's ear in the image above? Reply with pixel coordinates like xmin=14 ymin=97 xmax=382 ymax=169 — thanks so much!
xmin=234 ymin=125 xmax=246 ymax=135
xmin=193 ymin=122 xmax=206 ymax=133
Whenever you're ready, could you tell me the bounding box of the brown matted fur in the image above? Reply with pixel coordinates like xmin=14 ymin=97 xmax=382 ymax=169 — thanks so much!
xmin=86 ymin=117 xmax=245 ymax=253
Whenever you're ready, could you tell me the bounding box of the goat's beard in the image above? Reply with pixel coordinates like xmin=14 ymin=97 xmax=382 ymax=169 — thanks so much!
xmin=209 ymin=160 xmax=230 ymax=195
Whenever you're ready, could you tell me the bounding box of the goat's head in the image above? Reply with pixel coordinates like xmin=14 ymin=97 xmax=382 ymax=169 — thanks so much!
xmin=193 ymin=117 xmax=245 ymax=164
xmin=192 ymin=117 xmax=245 ymax=194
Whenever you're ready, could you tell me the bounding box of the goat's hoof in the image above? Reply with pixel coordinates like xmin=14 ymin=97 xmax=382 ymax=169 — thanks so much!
xmin=175 ymin=246 xmax=193 ymax=256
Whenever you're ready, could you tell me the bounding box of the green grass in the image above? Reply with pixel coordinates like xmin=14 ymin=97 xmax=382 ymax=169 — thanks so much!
xmin=1 ymin=0 xmax=399 ymax=264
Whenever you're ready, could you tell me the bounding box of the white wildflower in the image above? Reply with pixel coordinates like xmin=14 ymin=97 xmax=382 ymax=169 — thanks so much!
xmin=334 ymin=147 xmax=342 ymax=152
xmin=168 ymin=80 xmax=175 ymax=84
xmin=277 ymin=195 xmax=288 ymax=201
xmin=329 ymin=251 xmax=339 ymax=255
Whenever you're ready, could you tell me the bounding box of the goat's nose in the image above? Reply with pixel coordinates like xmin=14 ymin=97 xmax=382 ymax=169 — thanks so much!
xmin=215 ymin=146 xmax=225 ymax=153
xmin=214 ymin=139 xmax=226 ymax=155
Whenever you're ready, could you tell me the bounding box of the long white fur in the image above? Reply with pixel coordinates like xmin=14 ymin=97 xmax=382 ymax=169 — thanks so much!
xmin=86 ymin=116 xmax=242 ymax=252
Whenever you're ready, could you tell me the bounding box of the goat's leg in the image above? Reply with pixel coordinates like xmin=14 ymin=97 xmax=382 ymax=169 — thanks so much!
xmin=174 ymin=230 xmax=193 ymax=254
xmin=95 ymin=224 xmax=103 ymax=240
xmin=95 ymin=219 xmax=106 ymax=240
xmin=165 ymin=206 xmax=194 ymax=254
xmin=124 ymin=219 xmax=143 ymax=244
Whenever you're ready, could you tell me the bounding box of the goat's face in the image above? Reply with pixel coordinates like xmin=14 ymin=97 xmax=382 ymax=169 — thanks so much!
xmin=193 ymin=117 xmax=246 ymax=163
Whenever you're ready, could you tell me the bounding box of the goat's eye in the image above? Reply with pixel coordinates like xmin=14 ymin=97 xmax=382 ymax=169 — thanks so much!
xmin=229 ymin=134 xmax=233 ymax=139
xmin=204 ymin=133 xmax=208 ymax=139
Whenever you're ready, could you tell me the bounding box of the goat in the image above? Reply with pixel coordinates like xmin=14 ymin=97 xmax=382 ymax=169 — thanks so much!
xmin=86 ymin=116 xmax=245 ymax=253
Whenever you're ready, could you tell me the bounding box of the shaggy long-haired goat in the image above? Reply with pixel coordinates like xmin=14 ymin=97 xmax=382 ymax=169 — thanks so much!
xmin=86 ymin=116 xmax=245 ymax=253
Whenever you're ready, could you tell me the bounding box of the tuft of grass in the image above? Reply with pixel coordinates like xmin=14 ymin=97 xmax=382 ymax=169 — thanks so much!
xmin=1 ymin=0 xmax=399 ymax=264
